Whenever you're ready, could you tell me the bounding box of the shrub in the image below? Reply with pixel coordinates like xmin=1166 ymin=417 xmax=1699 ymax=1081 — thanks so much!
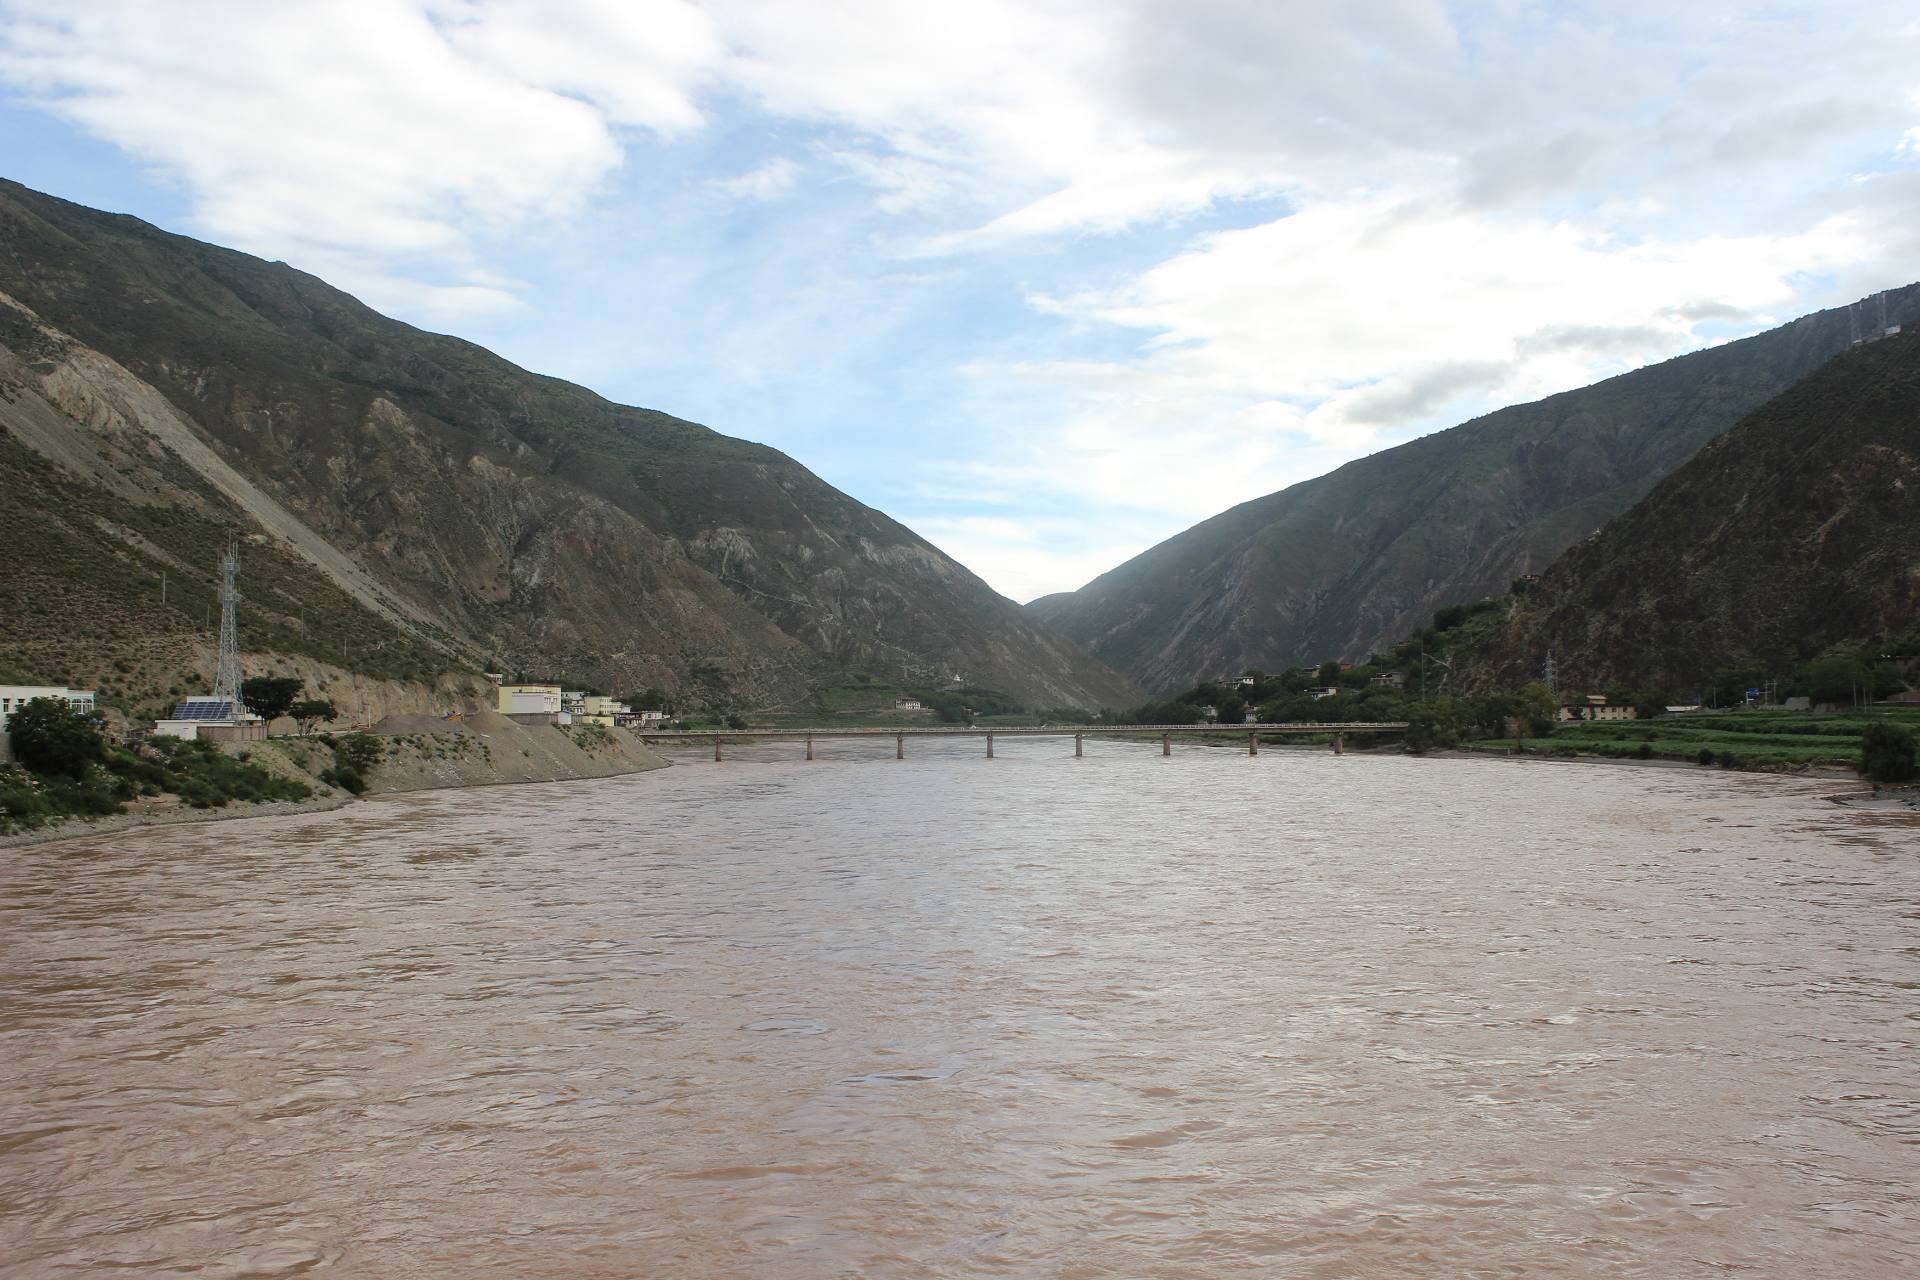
xmin=319 ymin=732 xmax=383 ymax=795
xmin=1697 ymin=748 xmax=1715 ymax=766
xmin=1861 ymin=723 xmax=1919 ymax=783
xmin=8 ymin=698 xmax=106 ymax=779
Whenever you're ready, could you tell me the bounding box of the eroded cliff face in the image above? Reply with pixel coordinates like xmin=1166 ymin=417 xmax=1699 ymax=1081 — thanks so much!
xmin=1455 ymin=326 xmax=1920 ymax=694
xmin=0 ymin=179 xmax=1139 ymax=712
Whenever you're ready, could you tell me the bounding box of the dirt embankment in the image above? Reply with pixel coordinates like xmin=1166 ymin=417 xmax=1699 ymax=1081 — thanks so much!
xmin=254 ymin=711 xmax=670 ymax=796
xmin=2 ymin=717 xmax=670 ymax=849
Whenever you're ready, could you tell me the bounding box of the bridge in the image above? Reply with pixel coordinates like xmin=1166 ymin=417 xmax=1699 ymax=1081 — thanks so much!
xmin=636 ymin=722 xmax=1409 ymax=761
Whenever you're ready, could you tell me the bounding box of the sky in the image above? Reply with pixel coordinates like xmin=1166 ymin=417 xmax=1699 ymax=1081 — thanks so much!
xmin=1 ymin=1 xmax=1917 ymax=603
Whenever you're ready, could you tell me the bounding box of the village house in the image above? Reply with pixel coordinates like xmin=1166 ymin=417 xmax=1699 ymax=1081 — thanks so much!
xmin=894 ymin=697 xmax=924 ymax=711
xmin=574 ymin=695 xmax=630 ymax=727
xmin=0 ymin=685 xmax=98 ymax=730
xmin=1307 ymin=687 xmax=1341 ymax=700
xmin=1369 ymin=671 xmax=1404 ymax=688
xmin=1558 ymin=693 xmax=1639 ymax=722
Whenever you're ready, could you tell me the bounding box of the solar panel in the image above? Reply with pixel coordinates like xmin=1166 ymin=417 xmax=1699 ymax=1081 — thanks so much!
xmin=169 ymin=699 xmax=241 ymax=721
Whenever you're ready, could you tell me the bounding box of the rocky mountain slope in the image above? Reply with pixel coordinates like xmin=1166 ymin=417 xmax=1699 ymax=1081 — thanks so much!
xmin=1028 ymin=284 xmax=1920 ymax=692
xmin=1456 ymin=324 xmax=1920 ymax=694
xmin=0 ymin=179 xmax=1138 ymax=713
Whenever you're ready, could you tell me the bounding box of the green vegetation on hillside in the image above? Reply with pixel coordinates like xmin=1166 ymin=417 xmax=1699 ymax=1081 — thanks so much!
xmin=1031 ymin=283 xmax=1920 ymax=690
xmin=1461 ymin=325 xmax=1920 ymax=695
xmin=0 ymin=438 xmax=458 ymax=717
xmin=1 ymin=699 xmax=310 ymax=833
xmin=1470 ymin=708 xmax=1920 ymax=773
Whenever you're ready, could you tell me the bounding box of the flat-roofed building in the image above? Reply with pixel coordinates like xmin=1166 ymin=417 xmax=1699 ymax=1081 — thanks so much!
xmin=1 ymin=685 xmax=98 ymax=729
xmin=497 ymin=683 xmax=562 ymax=725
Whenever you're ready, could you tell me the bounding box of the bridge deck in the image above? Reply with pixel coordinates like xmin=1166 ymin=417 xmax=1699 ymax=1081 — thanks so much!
xmin=638 ymin=722 xmax=1405 ymax=740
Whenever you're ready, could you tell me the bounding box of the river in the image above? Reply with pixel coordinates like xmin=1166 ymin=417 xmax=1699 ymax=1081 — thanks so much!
xmin=2 ymin=743 xmax=1916 ymax=1277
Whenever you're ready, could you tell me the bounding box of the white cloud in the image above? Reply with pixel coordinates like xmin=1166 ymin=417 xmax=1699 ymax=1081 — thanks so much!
xmin=709 ymin=157 xmax=798 ymax=203
xmin=0 ymin=0 xmax=718 ymax=312
xmin=912 ymin=514 xmax=1169 ymax=606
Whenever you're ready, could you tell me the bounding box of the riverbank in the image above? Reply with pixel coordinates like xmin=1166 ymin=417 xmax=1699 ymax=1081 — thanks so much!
xmin=0 ymin=714 xmax=671 ymax=850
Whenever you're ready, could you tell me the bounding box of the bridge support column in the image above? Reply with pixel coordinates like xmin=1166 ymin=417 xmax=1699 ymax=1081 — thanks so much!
xmin=1249 ymin=733 xmax=1258 ymax=757
xmin=805 ymin=734 xmax=814 ymax=761
xmin=896 ymin=733 xmax=904 ymax=760
xmin=986 ymin=733 xmax=994 ymax=759
xmin=1333 ymin=732 xmax=1345 ymax=755
xmin=714 ymin=734 xmax=723 ymax=762
xmin=1075 ymin=732 xmax=1083 ymax=758
xmin=1161 ymin=734 xmax=1170 ymax=757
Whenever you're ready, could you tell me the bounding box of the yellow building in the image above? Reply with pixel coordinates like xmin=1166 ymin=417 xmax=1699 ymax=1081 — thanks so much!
xmin=497 ymin=683 xmax=561 ymax=716
xmin=1559 ymin=694 xmax=1639 ymax=722
xmin=575 ymin=695 xmax=629 ymax=727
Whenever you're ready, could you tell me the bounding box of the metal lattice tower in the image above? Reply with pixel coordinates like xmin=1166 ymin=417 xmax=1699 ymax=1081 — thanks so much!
xmin=1543 ymin=650 xmax=1557 ymax=698
xmin=212 ymin=544 xmax=243 ymax=712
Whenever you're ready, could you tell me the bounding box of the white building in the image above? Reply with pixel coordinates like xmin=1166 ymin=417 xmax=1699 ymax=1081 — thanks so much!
xmin=153 ymin=697 xmax=266 ymax=742
xmin=1 ymin=685 xmax=98 ymax=730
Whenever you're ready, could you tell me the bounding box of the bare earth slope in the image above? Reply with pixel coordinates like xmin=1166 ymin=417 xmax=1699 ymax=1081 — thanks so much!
xmin=0 ymin=179 xmax=1138 ymax=711
xmin=1456 ymin=325 xmax=1920 ymax=693
xmin=1028 ymin=284 xmax=1920 ymax=692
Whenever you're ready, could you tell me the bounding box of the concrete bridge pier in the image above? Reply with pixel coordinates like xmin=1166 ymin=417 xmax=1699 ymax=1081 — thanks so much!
xmin=896 ymin=733 xmax=904 ymax=760
xmin=1075 ymin=733 xmax=1083 ymax=758
xmin=805 ymin=734 xmax=813 ymax=761
xmin=1161 ymin=734 xmax=1170 ymax=757
xmin=1333 ymin=732 xmax=1345 ymax=755
xmin=986 ymin=733 xmax=995 ymax=759
xmin=1249 ymin=733 xmax=1259 ymax=757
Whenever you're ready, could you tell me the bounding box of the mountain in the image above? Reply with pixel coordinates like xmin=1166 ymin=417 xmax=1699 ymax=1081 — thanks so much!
xmin=1027 ymin=284 xmax=1920 ymax=692
xmin=0 ymin=179 xmax=1139 ymax=714
xmin=1455 ymin=323 xmax=1920 ymax=694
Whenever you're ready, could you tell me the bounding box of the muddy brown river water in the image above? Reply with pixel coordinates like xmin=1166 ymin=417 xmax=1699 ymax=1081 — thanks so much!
xmin=2 ymin=743 xmax=1917 ymax=1277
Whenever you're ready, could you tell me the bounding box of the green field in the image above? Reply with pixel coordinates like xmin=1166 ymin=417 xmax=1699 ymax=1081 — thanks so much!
xmin=1472 ymin=708 xmax=1920 ymax=771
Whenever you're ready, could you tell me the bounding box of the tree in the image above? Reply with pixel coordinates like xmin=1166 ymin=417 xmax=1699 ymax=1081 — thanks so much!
xmin=1711 ymin=666 xmax=1763 ymax=707
xmin=1861 ymin=723 xmax=1918 ymax=783
xmin=1632 ymin=689 xmax=1677 ymax=721
xmin=8 ymin=697 xmax=105 ymax=779
xmin=288 ymin=698 xmax=338 ymax=736
xmin=241 ymin=675 xmax=305 ymax=722
xmin=1516 ymin=682 xmax=1558 ymax=739
xmin=1317 ymin=661 xmax=1342 ymax=685
xmin=1403 ymin=698 xmax=1460 ymax=753
xmin=1802 ymin=654 xmax=1871 ymax=705
xmin=625 ymin=687 xmax=669 ymax=712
